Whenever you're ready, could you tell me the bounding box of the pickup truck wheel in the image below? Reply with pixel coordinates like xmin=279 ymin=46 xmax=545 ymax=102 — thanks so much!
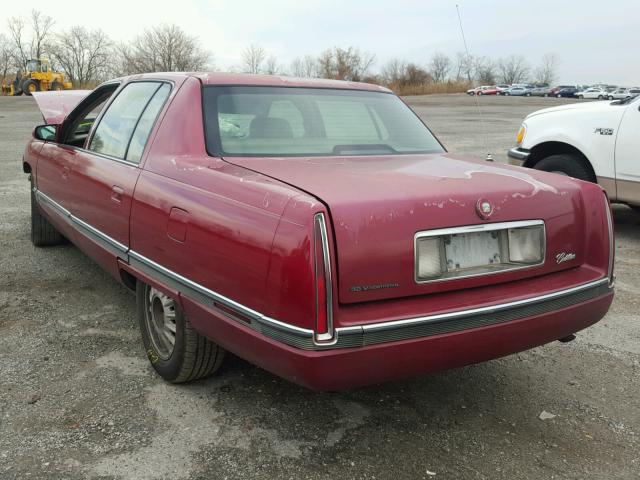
xmin=30 ymin=178 xmax=64 ymax=246
xmin=137 ymin=282 xmax=225 ymax=383
xmin=534 ymin=154 xmax=594 ymax=182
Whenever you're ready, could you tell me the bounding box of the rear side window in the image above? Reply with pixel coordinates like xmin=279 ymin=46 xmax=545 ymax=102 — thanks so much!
xmin=126 ymin=83 xmax=171 ymax=162
xmin=89 ymin=82 xmax=170 ymax=163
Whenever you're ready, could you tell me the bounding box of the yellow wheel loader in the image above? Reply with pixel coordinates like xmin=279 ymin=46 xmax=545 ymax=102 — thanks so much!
xmin=1 ymin=58 xmax=73 ymax=96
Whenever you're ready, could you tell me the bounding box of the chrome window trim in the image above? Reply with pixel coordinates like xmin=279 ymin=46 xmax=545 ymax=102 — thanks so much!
xmin=34 ymin=188 xmax=611 ymax=351
xmin=414 ymin=220 xmax=546 ymax=284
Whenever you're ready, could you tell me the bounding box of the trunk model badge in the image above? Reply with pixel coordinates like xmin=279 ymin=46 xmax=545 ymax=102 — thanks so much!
xmin=556 ymin=252 xmax=576 ymax=264
xmin=476 ymin=199 xmax=494 ymax=219
xmin=350 ymin=283 xmax=399 ymax=293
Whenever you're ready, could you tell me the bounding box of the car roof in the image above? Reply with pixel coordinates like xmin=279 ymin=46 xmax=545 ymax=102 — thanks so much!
xmin=116 ymin=71 xmax=392 ymax=93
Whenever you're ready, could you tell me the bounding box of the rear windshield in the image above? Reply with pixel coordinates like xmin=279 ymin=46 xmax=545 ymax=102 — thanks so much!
xmin=202 ymin=86 xmax=444 ymax=157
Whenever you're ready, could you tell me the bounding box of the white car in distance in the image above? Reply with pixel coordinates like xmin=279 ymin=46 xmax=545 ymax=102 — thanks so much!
xmin=576 ymin=87 xmax=608 ymax=100
xmin=508 ymin=94 xmax=640 ymax=210
xmin=608 ymin=88 xmax=640 ymax=100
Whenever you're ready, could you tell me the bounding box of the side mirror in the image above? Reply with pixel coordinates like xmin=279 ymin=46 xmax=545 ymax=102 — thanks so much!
xmin=33 ymin=124 xmax=58 ymax=142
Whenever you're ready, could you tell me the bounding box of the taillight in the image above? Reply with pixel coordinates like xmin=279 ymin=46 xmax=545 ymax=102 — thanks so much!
xmin=313 ymin=213 xmax=334 ymax=343
xmin=603 ymin=193 xmax=615 ymax=286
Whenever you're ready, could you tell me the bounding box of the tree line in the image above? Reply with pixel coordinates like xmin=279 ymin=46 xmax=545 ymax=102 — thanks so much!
xmin=0 ymin=10 xmax=559 ymax=93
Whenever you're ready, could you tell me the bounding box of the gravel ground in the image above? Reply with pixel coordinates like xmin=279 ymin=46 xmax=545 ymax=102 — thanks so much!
xmin=1 ymin=93 xmax=639 ymax=480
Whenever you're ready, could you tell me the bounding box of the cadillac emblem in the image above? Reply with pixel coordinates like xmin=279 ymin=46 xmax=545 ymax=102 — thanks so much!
xmin=476 ymin=198 xmax=493 ymax=219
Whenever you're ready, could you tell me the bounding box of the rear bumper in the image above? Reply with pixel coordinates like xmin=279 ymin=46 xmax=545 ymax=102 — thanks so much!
xmin=183 ymin=280 xmax=613 ymax=390
xmin=507 ymin=147 xmax=530 ymax=166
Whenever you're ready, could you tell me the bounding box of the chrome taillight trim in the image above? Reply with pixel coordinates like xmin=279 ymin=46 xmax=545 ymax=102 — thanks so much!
xmin=313 ymin=212 xmax=336 ymax=345
xmin=414 ymin=219 xmax=546 ymax=284
xmin=603 ymin=194 xmax=615 ymax=286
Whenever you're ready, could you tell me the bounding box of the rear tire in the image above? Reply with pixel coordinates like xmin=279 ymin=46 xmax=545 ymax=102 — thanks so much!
xmin=51 ymin=81 xmax=63 ymax=91
xmin=534 ymin=154 xmax=595 ymax=182
xmin=578 ymin=95 xmax=584 ymax=99
xmin=137 ymin=281 xmax=225 ymax=383
xmin=30 ymin=177 xmax=64 ymax=246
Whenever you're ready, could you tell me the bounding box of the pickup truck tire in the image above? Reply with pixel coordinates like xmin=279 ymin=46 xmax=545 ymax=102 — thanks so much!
xmin=137 ymin=281 xmax=225 ymax=383
xmin=30 ymin=177 xmax=65 ymax=246
xmin=534 ymin=154 xmax=594 ymax=182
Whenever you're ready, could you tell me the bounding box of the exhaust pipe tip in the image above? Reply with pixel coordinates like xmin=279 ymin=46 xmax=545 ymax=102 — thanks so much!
xmin=558 ymin=334 xmax=576 ymax=343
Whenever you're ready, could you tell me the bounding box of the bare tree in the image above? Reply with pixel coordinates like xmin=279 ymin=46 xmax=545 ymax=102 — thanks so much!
xmin=317 ymin=47 xmax=374 ymax=81
xmin=263 ymin=55 xmax=279 ymax=75
xmin=30 ymin=10 xmax=54 ymax=61
xmin=498 ymin=55 xmax=530 ymax=84
xmin=242 ymin=44 xmax=266 ymax=74
xmin=0 ymin=34 xmax=15 ymax=87
xmin=381 ymin=59 xmax=431 ymax=87
xmin=290 ymin=54 xmax=318 ymax=77
xmin=474 ymin=57 xmax=497 ymax=85
xmin=455 ymin=52 xmax=475 ymax=83
xmin=6 ymin=10 xmax=54 ymax=69
xmin=429 ymin=53 xmax=451 ymax=83
xmin=381 ymin=58 xmax=408 ymax=85
xmin=534 ymin=53 xmax=558 ymax=85
xmin=121 ymin=24 xmax=209 ymax=74
xmin=50 ymin=27 xmax=111 ymax=87
xmin=6 ymin=16 xmax=29 ymax=69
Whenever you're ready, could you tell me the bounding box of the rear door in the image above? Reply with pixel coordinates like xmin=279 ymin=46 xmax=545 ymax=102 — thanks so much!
xmin=615 ymin=99 xmax=640 ymax=205
xmin=68 ymin=81 xmax=172 ymax=266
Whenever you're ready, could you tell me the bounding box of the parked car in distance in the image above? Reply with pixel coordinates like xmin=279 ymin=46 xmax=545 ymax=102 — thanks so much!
xmin=467 ymin=85 xmax=493 ymax=95
xmin=478 ymin=86 xmax=499 ymax=95
xmin=509 ymin=93 xmax=640 ymax=212
xmin=25 ymin=73 xmax=614 ymax=391
xmin=496 ymin=84 xmax=511 ymax=92
xmin=576 ymin=87 xmax=608 ymax=100
xmin=502 ymin=86 xmax=532 ymax=96
xmin=531 ymin=86 xmax=552 ymax=97
xmin=555 ymin=86 xmax=579 ymax=98
xmin=548 ymin=85 xmax=576 ymax=97
xmin=607 ymin=88 xmax=640 ymax=100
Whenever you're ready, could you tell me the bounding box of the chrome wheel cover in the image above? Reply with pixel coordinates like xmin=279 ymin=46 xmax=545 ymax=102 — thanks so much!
xmin=144 ymin=286 xmax=177 ymax=360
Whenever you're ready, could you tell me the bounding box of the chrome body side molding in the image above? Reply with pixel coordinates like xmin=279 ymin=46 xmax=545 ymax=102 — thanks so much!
xmin=34 ymin=188 xmax=613 ymax=351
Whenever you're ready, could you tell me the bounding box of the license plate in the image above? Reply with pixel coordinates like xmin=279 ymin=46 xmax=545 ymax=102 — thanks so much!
xmin=444 ymin=231 xmax=503 ymax=272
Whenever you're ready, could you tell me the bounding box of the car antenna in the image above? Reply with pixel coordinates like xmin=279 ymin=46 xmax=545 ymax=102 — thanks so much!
xmin=456 ymin=4 xmax=493 ymax=162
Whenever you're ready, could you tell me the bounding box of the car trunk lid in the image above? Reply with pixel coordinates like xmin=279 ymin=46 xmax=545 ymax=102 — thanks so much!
xmin=224 ymin=153 xmax=586 ymax=304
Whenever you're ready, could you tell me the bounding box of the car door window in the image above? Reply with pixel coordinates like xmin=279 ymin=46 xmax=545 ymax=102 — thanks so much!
xmin=89 ymin=82 xmax=169 ymax=162
xmin=125 ymin=83 xmax=171 ymax=163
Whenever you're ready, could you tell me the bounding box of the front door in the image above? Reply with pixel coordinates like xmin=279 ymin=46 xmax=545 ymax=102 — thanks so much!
xmin=67 ymin=81 xmax=172 ymax=273
xmin=615 ymin=99 xmax=640 ymax=205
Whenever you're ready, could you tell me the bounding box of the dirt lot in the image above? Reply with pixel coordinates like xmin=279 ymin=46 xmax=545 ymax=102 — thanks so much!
xmin=1 ymin=94 xmax=639 ymax=480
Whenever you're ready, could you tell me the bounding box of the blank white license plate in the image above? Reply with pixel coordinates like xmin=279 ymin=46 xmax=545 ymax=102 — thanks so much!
xmin=444 ymin=231 xmax=502 ymax=271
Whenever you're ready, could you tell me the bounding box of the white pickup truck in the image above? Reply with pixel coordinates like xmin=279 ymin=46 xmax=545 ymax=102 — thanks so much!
xmin=508 ymin=95 xmax=639 ymax=209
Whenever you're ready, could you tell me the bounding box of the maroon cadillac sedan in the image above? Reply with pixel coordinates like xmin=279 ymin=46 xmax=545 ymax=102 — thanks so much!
xmin=23 ymin=73 xmax=614 ymax=390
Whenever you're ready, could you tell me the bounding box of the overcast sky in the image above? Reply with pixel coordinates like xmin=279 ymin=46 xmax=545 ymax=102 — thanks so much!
xmin=4 ymin=0 xmax=640 ymax=85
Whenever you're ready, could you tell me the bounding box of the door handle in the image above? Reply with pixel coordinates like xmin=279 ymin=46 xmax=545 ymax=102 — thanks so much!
xmin=62 ymin=165 xmax=70 ymax=179
xmin=111 ymin=186 xmax=124 ymax=204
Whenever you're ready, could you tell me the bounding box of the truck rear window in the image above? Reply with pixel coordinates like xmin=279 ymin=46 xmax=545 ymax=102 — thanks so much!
xmin=202 ymin=86 xmax=444 ymax=157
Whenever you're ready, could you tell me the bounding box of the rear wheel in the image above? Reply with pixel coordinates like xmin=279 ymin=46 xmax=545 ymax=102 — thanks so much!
xmin=534 ymin=154 xmax=594 ymax=182
xmin=556 ymin=94 xmax=562 ymax=98
xmin=30 ymin=177 xmax=64 ymax=246
xmin=598 ymin=95 xmax=604 ymax=100
xmin=137 ymin=281 xmax=225 ymax=383
xmin=578 ymin=95 xmax=584 ymax=99
xmin=51 ymin=81 xmax=64 ymax=91
xmin=21 ymin=79 xmax=40 ymax=96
